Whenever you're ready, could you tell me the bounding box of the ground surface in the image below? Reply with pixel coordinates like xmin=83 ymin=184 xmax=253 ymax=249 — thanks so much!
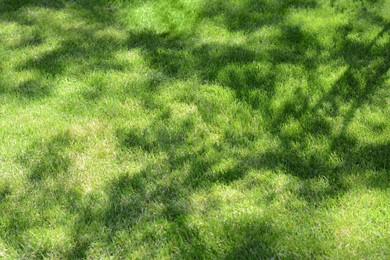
xmin=0 ymin=0 xmax=389 ymax=258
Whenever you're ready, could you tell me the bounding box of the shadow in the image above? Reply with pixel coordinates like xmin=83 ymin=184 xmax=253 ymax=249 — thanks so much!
xmin=126 ymin=32 xmax=271 ymax=109
xmin=1 ymin=0 xmax=389 ymax=258
xmin=222 ymin=222 xmax=281 ymax=259
xmin=241 ymin=18 xmax=389 ymax=199
xmin=0 ymin=184 xmax=11 ymax=202
xmin=16 ymin=79 xmax=51 ymax=98
xmin=116 ymin=0 xmax=388 ymax=212
xmin=0 ymin=0 xmax=66 ymax=12
xmin=201 ymin=0 xmax=317 ymax=33
xmin=66 ymin=168 xmax=211 ymax=258
xmin=18 ymin=131 xmax=73 ymax=182
xmin=0 ymin=79 xmax=51 ymax=99
xmin=2 ymin=131 xmax=84 ymax=258
xmin=12 ymin=31 xmax=44 ymax=49
xmin=124 ymin=21 xmax=322 ymax=110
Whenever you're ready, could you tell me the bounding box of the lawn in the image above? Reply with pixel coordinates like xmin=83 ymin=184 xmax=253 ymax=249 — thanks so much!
xmin=0 ymin=0 xmax=389 ymax=258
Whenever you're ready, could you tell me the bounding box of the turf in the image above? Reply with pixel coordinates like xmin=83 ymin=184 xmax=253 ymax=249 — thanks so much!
xmin=0 ymin=0 xmax=389 ymax=258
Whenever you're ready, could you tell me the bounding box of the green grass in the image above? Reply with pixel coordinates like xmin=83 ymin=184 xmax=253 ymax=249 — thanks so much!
xmin=0 ymin=0 xmax=389 ymax=258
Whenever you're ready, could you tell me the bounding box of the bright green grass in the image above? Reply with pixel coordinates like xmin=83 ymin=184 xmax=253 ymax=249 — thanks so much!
xmin=0 ymin=0 xmax=389 ymax=258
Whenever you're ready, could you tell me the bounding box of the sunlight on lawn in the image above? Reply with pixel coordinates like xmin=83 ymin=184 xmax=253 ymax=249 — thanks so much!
xmin=0 ymin=0 xmax=389 ymax=258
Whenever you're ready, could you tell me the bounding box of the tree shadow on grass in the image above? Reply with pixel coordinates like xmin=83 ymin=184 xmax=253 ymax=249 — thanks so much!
xmin=123 ymin=4 xmax=389 ymax=185
xmin=66 ymin=166 xmax=214 ymax=258
xmin=1 ymin=131 xmax=84 ymax=257
xmin=21 ymin=132 xmax=73 ymax=182
xmin=0 ymin=0 xmax=389 ymax=258
xmin=0 ymin=0 xmax=132 ymax=103
xmin=0 ymin=0 xmax=66 ymax=12
xmin=0 ymin=79 xmax=51 ymax=99
xmin=113 ymin=5 xmax=389 ymax=253
xmin=201 ymin=0 xmax=317 ymax=33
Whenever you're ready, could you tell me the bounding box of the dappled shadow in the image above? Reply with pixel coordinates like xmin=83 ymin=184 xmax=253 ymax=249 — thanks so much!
xmin=0 ymin=0 xmax=129 ymax=104
xmin=124 ymin=22 xmax=322 ymax=109
xmin=0 ymin=0 xmax=66 ymax=12
xmin=0 ymin=79 xmax=51 ymax=99
xmin=111 ymin=3 xmax=389 ymax=255
xmin=19 ymin=132 xmax=74 ymax=182
xmin=0 ymin=0 xmax=389 ymax=258
xmin=239 ymin=19 xmax=389 ymax=198
xmin=66 ymin=166 xmax=212 ymax=258
xmin=222 ymin=222 xmax=285 ymax=259
xmin=2 ymin=131 xmax=83 ymax=257
xmin=202 ymin=0 xmax=317 ymax=33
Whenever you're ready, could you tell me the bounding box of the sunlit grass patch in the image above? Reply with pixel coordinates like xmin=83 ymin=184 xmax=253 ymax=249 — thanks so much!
xmin=331 ymin=188 xmax=389 ymax=258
